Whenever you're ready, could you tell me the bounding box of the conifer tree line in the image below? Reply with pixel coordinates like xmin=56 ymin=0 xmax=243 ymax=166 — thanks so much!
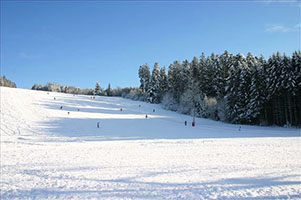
xmin=138 ymin=51 xmax=301 ymax=126
xmin=31 ymin=81 xmax=141 ymax=98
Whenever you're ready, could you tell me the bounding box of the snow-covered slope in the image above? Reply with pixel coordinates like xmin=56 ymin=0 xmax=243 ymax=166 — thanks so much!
xmin=1 ymin=87 xmax=300 ymax=199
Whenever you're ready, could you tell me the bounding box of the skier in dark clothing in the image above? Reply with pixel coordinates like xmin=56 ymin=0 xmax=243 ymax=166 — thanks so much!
xmin=60 ymin=106 xmax=63 ymax=110
xmin=153 ymin=109 xmax=155 ymax=112
xmin=185 ymin=121 xmax=187 ymax=126
xmin=145 ymin=114 xmax=148 ymax=119
xmin=67 ymin=112 xmax=70 ymax=115
xmin=97 ymin=122 xmax=100 ymax=128
xmin=54 ymin=97 xmax=56 ymax=100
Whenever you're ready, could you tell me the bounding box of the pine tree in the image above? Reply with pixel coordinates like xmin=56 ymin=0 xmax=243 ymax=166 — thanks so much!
xmin=247 ymin=54 xmax=265 ymax=123
xmin=159 ymin=67 xmax=168 ymax=101
xmin=189 ymin=56 xmax=204 ymax=117
xmin=106 ymin=83 xmax=112 ymax=96
xmin=225 ymin=53 xmax=248 ymax=123
xmin=138 ymin=64 xmax=151 ymax=93
xmin=267 ymin=52 xmax=283 ymax=125
xmin=147 ymin=62 xmax=161 ymax=103
xmin=217 ymin=51 xmax=232 ymax=99
xmin=291 ymin=51 xmax=301 ymax=126
xmin=95 ymin=81 xmax=101 ymax=95
xmin=167 ymin=64 xmax=174 ymax=91
xmin=171 ymin=61 xmax=185 ymax=103
xmin=216 ymin=51 xmax=232 ymax=121
xmin=137 ymin=50 xmax=300 ymax=126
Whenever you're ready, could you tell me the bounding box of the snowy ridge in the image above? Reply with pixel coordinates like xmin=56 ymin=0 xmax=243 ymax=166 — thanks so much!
xmin=1 ymin=87 xmax=300 ymax=199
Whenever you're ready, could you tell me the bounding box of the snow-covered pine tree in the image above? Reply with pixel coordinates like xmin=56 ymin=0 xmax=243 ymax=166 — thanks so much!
xmin=225 ymin=53 xmax=248 ymax=123
xmin=200 ymin=53 xmax=219 ymax=99
xmin=235 ymin=53 xmax=251 ymax=124
xmin=171 ymin=61 xmax=185 ymax=103
xmin=267 ymin=52 xmax=283 ymax=125
xmin=106 ymin=83 xmax=112 ymax=96
xmin=291 ymin=51 xmax=301 ymax=126
xmin=167 ymin=64 xmax=174 ymax=91
xmin=182 ymin=59 xmax=191 ymax=92
xmin=147 ymin=62 xmax=161 ymax=103
xmin=159 ymin=67 xmax=168 ymax=101
xmin=216 ymin=51 xmax=232 ymax=121
xmin=247 ymin=54 xmax=265 ymax=124
xmin=137 ymin=50 xmax=299 ymax=126
xmin=138 ymin=64 xmax=151 ymax=93
xmin=95 ymin=81 xmax=101 ymax=95
xmin=189 ymin=56 xmax=204 ymax=117
xmin=280 ymin=54 xmax=293 ymax=126
xmin=198 ymin=53 xmax=207 ymax=96
xmin=209 ymin=53 xmax=219 ymax=98
xmin=217 ymin=51 xmax=232 ymax=99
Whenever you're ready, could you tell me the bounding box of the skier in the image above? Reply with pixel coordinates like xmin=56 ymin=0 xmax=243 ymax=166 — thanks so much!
xmin=77 ymin=108 xmax=80 ymax=111
xmin=239 ymin=126 xmax=241 ymax=131
xmin=97 ymin=122 xmax=100 ymax=128
xmin=54 ymin=97 xmax=56 ymax=100
xmin=153 ymin=109 xmax=155 ymax=112
xmin=120 ymin=108 xmax=123 ymax=111
xmin=192 ymin=121 xmax=195 ymax=127
xmin=60 ymin=106 xmax=63 ymax=110
xmin=185 ymin=121 xmax=187 ymax=126
xmin=145 ymin=114 xmax=148 ymax=119
xmin=67 ymin=112 xmax=70 ymax=115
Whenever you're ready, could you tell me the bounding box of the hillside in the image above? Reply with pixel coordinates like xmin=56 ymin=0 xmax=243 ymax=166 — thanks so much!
xmin=1 ymin=87 xmax=300 ymax=199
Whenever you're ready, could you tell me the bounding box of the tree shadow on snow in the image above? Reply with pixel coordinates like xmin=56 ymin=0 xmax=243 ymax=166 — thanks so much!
xmin=33 ymin=94 xmax=300 ymax=141
xmin=37 ymin=116 xmax=300 ymax=142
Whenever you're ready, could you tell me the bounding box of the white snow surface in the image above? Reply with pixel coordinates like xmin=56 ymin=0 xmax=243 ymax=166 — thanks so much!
xmin=1 ymin=87 xmax=300 ymax=199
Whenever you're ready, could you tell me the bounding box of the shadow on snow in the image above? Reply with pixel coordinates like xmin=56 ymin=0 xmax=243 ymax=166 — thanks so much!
xmin=34 ymin=95 xmax=300 ymax=141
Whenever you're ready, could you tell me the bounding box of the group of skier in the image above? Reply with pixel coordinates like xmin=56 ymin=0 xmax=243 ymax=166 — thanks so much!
xmin=53 ymin=95 xmax=243 ymax=131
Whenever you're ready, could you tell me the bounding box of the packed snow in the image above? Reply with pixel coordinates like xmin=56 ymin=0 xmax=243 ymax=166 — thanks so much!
xmin=1 ymin=87 xmax=300 ymax=199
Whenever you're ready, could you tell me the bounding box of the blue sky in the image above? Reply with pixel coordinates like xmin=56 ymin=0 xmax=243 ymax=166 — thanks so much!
xmin=1 ymin=1 xmax=300 ymax=89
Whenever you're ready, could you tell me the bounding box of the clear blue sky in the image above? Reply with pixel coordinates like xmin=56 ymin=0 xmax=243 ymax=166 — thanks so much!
xmin=1 ymin=1 xmax=300 ymax=89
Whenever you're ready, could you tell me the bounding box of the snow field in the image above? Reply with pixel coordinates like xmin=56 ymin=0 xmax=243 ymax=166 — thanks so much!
xmin=1 ymin=87 xmax=300 ymax=199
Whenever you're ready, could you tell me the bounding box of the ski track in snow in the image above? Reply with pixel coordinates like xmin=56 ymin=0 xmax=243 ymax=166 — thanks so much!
xmin=1 ymin=87 xmax=300 ymax=199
